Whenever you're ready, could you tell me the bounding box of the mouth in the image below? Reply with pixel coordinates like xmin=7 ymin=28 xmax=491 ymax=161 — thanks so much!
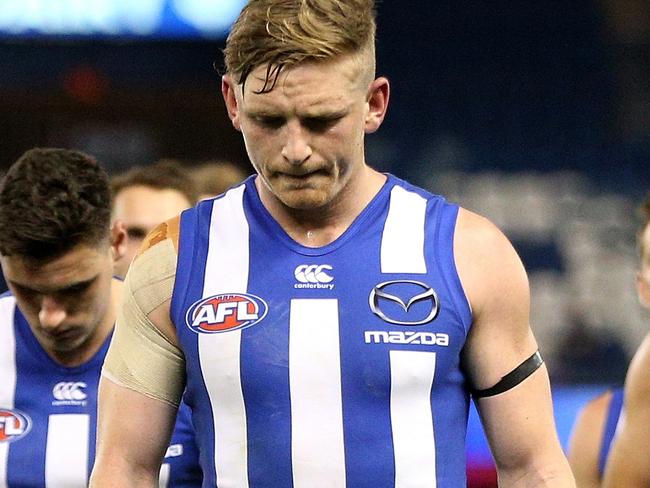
xmin=276 ymin=169 xmax=328 ymax=182
xmin=42 ymin=328 xmax=81 ymax=343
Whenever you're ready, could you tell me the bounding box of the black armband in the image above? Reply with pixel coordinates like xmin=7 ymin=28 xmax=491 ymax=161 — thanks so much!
xmin=471 ymin=350 xmax=544 ymax=399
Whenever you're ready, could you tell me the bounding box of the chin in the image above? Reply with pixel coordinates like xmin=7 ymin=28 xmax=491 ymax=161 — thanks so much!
xmin=279 ymin=190 xmax=331 ymax=210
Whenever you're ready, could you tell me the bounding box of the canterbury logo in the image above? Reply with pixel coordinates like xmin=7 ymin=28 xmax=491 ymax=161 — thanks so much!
xmin=52 ymin=382 xmax=87 ymax=402
xmin=294 ymin=264 xmax=334 ymax=290
xmin=295 ymin=264 xmax=333 ymax=283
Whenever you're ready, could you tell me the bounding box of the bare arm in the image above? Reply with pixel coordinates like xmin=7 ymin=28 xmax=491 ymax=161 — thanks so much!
xmin=90 ymin=376 xmax=178 ymax=486
xmin=567 ymin=391 xmax=612 ymax=488
xmin=90 ymin=219 xmax=187 ymax=486
xmin=602 ymin=336 xmax=650 ymax=488
xmin=456 ymin=208 xmax=574 ymax=487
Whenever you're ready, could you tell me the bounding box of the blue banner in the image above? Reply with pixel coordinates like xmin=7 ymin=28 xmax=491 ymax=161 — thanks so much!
xmin=0 ymin=0 xmax=247 ymax=39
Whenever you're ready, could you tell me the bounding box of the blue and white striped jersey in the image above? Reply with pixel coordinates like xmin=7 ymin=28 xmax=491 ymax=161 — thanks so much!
xmin=0 ymin=293 xmax=202 ymax=487
xmin=171 ymin=175 xmax=473 ymax=487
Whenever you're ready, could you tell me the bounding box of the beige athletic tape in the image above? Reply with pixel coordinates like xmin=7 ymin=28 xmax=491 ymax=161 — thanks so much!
xmin=102 ymin=237 xmax=185 ymax=407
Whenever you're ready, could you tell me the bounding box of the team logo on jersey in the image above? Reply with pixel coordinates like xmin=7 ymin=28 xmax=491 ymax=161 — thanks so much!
xmin=369 ymin=280 xmax=440 ymax=325
xmin=186 ymin=293 xmax=268 ymax=333
xmin=294 ymin=264 xmax=335 ymax=290
xmin=0 ymin=409 xmax=31 ymax=443
xmin=52 ymin=382 xmax=88 ymax=406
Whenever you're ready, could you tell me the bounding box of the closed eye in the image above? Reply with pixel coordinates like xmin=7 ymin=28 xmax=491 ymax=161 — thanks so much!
xmin=126 ymin=226 xmax=148 ymax=240
xmin=303 ymin=116 xmax=341 ymax=132
xmin=252 ymin=115 xmax=284 ymax=129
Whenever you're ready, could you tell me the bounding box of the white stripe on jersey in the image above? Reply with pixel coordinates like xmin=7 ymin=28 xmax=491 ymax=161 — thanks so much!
xmin=390 ymin=350 xmax=437 ymax=488
xmin=381 ymin=186 xmax=427 ymax=274
xmin=159 ymin=463 xmax=170 ymax=488
xmin=0 ymin=296 xmax=17 ymax=487
xmin=199 ymin=185 xmax=250 ymax=487
xmin=44 ymin=414 xmax=89 ymax=487
xmin=289 ymin=299 xmax=346 ymax=488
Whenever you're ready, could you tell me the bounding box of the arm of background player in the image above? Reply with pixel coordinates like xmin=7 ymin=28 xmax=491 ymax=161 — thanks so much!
xmin=456 ymin=208 xmax=575 ymax=487
xmin=602 ymin=336 xmax=650 ymax=488
xmin=567 ymin=391 xmax=612 ymax=488
xmin=90 ymin=220 xmax=186 ymax=486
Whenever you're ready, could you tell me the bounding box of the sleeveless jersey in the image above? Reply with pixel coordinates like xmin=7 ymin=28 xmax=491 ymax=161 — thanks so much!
xmin=171 ymin=174 xmax=473 ymax=488
xmin=598 ymin=388 xmax=624 ymax=477
xmin=0 ymin=293 xmax=202 ymax=487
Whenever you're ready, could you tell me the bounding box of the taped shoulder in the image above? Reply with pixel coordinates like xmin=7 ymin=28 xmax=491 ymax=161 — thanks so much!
xmin=136 ymin=215 xmax=181 ymax=259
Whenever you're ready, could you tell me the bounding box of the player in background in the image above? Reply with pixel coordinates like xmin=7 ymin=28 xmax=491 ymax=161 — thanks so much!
xmin=601 ymin=194 xmax=650 ymax=488
xmin=189 ymin=160 xmax=248 ymax=201
xmin=90 ymin=1 xmax=574 ymax=486
xmin=567 ymin=385 xmax=624 ymax=487
xmin=111 ymin=159 xmax=198 ymax=280
xmin=567 ymin=196 xmax=650 ymax=488
xmin=0 ymin=148 xmax=201 ymax=487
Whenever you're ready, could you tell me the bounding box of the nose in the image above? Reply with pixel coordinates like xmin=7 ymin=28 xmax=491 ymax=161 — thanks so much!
xmin=38 ymin=296 xmax=67 ymax=330
xmin=281 ymin=120 xmax=312 ymax=165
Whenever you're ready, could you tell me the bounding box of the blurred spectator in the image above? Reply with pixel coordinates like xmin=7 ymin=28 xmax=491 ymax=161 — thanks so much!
xmin=190 ymin=160 xmax=248 ymax=200
xmin=111 ymin=159 xmax=198 ymax=279
xmin=553 ymin=311 xmax=628 ymax=385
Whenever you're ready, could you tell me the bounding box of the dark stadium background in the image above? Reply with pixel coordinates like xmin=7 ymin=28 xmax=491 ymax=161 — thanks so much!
xmin=1 ymin=1 xmax=649 ymax=486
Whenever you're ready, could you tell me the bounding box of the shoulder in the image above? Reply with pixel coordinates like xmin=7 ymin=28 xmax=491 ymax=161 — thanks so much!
xmin=454 ymin=208 xmax=518 ymax=260
xmin=575 ymin=390 xmax=614 ymax=433
xmin=568 ymin=390 xmax=613 ymax=485
xmin=136 ymin=215 xmax=181 ymax=259
xmin=454 ymin=208 xmax=528 ymax=315
xmin=125 ymin=216 xmax=181 ymax=317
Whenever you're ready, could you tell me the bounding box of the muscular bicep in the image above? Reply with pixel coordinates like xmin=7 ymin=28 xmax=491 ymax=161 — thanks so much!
xmin=90 ymin=376 xmax=178 ymax=486
xmin=455 ymin=209 xmax=572 ymax=485
xmin=102 ymin=217 xmax=186 ymax=406
xmin=455 ymin=208 xmax=537 ymax=389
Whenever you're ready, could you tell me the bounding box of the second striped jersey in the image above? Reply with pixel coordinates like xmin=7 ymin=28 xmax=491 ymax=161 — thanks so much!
xmin=0 ymin=293 xmax=202 ymax=487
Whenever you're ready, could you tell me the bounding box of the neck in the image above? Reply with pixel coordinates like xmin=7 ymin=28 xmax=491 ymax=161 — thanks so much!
xmin=258 ymin=167 xmax=386 ymax=247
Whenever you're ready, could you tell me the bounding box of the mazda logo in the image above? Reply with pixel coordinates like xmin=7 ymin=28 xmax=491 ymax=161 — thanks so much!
xmin=369 ymin=280 xmax=439 ymax=326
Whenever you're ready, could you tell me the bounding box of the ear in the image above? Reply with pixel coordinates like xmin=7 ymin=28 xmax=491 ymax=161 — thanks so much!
xmin=222 ymin=74 xmax=242 ymax=131
xmin=637 ymin=271 xmax=650 ymax=309
xmin=110 ymin=220 xmax=128 ymax=264
xmin=364 ymin=76 xmax=390 ymax=134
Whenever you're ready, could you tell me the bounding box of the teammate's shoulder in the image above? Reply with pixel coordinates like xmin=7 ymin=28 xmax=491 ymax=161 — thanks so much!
xmin=136 ymin=215 xmax=182 ymax=259
xmin=578 ymin=390 xmax=615 ymax=424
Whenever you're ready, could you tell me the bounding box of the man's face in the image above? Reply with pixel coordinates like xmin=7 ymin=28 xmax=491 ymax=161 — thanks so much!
xmin=637 ymin=223 xmax=650 ymax=309
xmin=1 ymin=243 xmax=114 ymax=360
xmin=112 ymin=185 xmax=191 ymax=278
xmin=223 ymin=54 xmax=386 ymax=212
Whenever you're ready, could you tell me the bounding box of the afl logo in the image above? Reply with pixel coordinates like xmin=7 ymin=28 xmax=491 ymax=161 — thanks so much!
xmin=186 ymin=293 xmax=268 ymax=334
xmin=0 ymin=409 xmax=31 ymax=443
